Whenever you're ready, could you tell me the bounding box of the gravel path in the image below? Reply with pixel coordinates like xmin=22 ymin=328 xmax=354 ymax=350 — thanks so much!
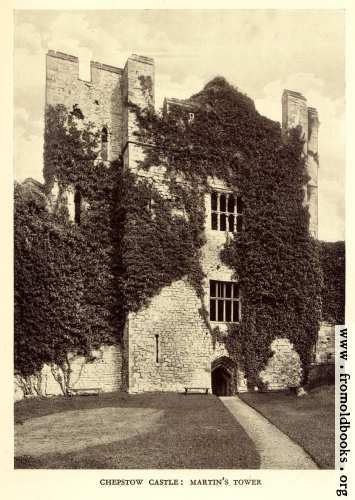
xmin=220 ymin=396 xmax=318 ymax=469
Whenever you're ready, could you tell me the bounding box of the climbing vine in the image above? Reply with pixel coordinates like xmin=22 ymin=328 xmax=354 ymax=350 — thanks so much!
xmin=14 ymin=104 xmax=122 ymax=393
xmin=131 ymin=77 xmax=323 ymax=386
xmin=15 ymin=78 xmax=343 ymax=392
xmin=319 ymin=240 xmax=345 ymax=324
xmin=115 ymin=170 xmax=206 ymax=314
xmin=14 ymin=181 xmax=88 ymax=386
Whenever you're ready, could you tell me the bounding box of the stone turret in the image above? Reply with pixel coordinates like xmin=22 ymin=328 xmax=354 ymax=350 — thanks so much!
xmin=45 ymin=50 xmax=156 ymax=222
xmin=121 ymin=54 xmax=155 ymax=174
xmin=282 ymin=89 xmax=319 ymax=238
xmin=307 ymin=107 xmax=320 ymax=238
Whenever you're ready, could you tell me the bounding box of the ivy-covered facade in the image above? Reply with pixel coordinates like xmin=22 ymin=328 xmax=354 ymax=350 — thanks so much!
xmin=15 ymin=50 xmax=343 ymax=398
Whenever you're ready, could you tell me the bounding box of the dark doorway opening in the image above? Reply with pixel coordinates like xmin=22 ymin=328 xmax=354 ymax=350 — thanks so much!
xmin=211 ymin=356 xmax=237 ymax=396
xmin=212 ymin=366 xmax=231 ymax=396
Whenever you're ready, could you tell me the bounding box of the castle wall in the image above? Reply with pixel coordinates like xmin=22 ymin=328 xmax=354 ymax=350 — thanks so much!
xmin=40 ymin=50 xmax=325 ymax=396
xmin=46 ymin=50 xmax=124 ymax=161
xmin=122 ymin=54 xmax=155 ymax=149
xmin=120 ymin=56 xmax=240 ymax=393
xmin=126 ymin=279 xmax=211 ymax=393
xmin=123 ymin=62 xmax=309 ymax=394
xmin=307 ymin=107 xmax=319 ymax=238
xmin=260 ymin=338 xmax=302 ymax=390
xmin=315 ymin=321 xmax=335 ymax=363
xmin=14 ymin=344 xmax=123 ymax=401
xmin=282 ymin=89 xmax=319 ymax=239
xmin=282 ymin=90 xmax=308 ymax=150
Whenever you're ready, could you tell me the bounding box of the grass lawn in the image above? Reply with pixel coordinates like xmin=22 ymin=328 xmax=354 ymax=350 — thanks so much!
xmin=239 ymin=385 xmax=334 ymax=469
xmin=15 ymin=392 xmax=260 ymax=469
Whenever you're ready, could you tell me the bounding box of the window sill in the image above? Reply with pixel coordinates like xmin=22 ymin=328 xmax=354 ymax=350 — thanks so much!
xmin=210 ymin=320 xmax=240 ymax=325
xmin=210 ymin=229 xmax=236 ymax=234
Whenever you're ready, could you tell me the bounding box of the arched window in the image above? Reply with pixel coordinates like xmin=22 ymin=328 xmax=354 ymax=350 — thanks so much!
xmin=74 ymin=188 xmax=82 ymax=225
xmin=101 ymin=126 xmax=108 ymax=161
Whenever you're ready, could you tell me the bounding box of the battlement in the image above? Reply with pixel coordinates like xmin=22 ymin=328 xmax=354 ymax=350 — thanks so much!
xmin=129 ymin=54 xmax=154 ymax=66
xmin=47 ymin=50 xmax=79 ymax=62
xmin=308 ymin=107 xmax=320 ymax=125
xmin=282 ymin=88 xmax=319 ymax=238
xmin=282 ymin=89 xmax=307 ymax=101
xmin=163 ymin=97 xmax=197 ymax=116
xmin=91 ymin=61 xmax=123 ymax=74
xmin=46 ymin=50 xmax=156 ymax=165
xmin=47 ymin=50 xmax=123 ymax=77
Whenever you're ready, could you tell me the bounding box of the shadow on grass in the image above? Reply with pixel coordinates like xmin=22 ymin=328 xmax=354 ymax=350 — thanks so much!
xmin=15 ymin=392 xmax=260 ymax=469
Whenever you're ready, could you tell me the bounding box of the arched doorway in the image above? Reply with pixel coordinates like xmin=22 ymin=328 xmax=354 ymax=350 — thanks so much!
xmin=211 ymin=356 xmax=237 ymax=396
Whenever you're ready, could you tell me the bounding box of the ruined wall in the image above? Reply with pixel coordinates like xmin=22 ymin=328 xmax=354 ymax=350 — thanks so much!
xmin=14 ymin=345 xmax=123 ymax=401
xmin=260 ymin=338 xmax=302 ymax=390
xmin=315 ymin=321 xmax=335 ymax=363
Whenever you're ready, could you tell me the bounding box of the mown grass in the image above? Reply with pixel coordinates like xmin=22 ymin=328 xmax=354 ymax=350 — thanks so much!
xmin=15 ymin=391 xmax=260 ymax=469
xmin=239 ymin=385 xmax=335 ymax=469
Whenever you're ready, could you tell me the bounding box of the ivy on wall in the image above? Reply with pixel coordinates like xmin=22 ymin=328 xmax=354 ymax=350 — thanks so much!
xmin=15 ymin=79 xmax=344 ymax=391
xmin=115 ymin=170 xmax=206 ymax=314
xmin=132 ymin=77 xmax=323 ymax=386
xmin=15 ymin=181 xmax=87 ymax=380
xmin=14 ymin=105 xmax=122 ymax=392
xmin=319 ymin=240 xmax=345 ymax=324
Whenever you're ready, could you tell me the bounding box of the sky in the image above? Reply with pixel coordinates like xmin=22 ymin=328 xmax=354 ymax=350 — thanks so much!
xmin=13 ymin=9 xmax=345 ymax=241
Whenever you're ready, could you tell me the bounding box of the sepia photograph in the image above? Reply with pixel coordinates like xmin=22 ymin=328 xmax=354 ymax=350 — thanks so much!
xmin=13 ymin=8 xmax=345 ymax=474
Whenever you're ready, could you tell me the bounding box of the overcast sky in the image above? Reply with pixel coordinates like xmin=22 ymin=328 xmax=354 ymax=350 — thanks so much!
xmin=14 ymin=9 xmax=345 ymax=241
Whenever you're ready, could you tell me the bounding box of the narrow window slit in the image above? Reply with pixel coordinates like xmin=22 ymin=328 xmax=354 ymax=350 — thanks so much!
xmin=101 ymin=126 xmax=108 ymax=161
xmin=74 ymin=188 xmax=82 ymax=225
xmin=155 ymin=334 xmax=159 ymax=363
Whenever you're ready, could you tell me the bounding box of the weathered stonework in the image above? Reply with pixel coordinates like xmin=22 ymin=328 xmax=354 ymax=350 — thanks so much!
xmin=260 ymin=338 xmax=303 ymax=390
xmin=13 ymin=50 xmax=326 ymax=401
xmin=282 ymin=90 xmax=319 ymax=238
xmin=315 ymin=321 xmax=335 ymax=363
xmin=125 ymin=278 xmax=247 ymax=394
xmin=14 ymin=344 xmax=123 ymax=400
xmin=46 ymin=50 xmax=124 ymax=161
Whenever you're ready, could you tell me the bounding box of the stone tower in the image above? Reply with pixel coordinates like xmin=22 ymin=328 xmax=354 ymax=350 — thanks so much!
xmin=45 ymin=50 xmax=155 ymax=220
xmin=282 ymin=90 xmax=319 ymax=238
xmin=44 ymin=51 xmax=319 ymax=395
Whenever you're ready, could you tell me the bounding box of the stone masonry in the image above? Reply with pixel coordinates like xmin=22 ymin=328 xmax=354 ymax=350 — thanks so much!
xmin=282 ymin=90 xmax=319 ymax=238
xmin=35 ymin=50 xmax=326 ymax=398
xmin=315 ymin=322 xmax=335 ymax=363
xmin=14 ymin=345 xmax=122 ymax=401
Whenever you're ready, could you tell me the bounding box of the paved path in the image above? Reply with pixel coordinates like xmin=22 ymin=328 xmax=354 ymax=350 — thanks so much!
xmin=220 ymin=396 xmax=318 ymax=469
